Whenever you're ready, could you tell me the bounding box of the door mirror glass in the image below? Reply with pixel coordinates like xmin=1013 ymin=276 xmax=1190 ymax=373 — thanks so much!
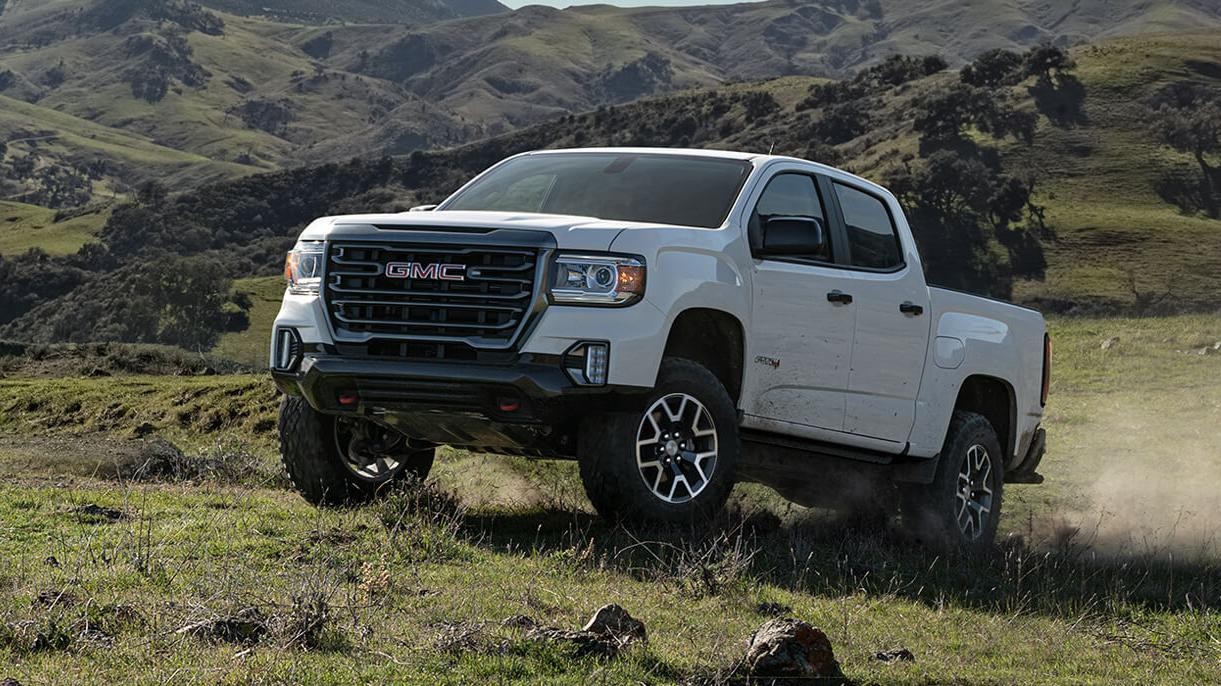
xmin=759 ymin=216 xmax=827 ymax=257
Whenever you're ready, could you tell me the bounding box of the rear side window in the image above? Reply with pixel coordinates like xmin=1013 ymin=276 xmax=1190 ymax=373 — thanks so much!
xmin=835 ymin=183 xmax=903 ymax=270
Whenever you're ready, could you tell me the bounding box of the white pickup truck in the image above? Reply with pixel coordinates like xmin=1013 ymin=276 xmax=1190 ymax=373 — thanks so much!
xmin=271 ymin=148 xmax=1050 ymax=550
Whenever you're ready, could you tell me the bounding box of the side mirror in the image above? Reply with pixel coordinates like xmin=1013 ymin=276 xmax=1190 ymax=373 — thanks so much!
xmin=407 ymin=204 xmax=437 ymax=212
xmin=759 ymin=216 xmax=827 ymax=256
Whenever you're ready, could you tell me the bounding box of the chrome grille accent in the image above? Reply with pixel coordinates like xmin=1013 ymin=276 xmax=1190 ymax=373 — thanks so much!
xmin=324 ymin=242 xmax=540 ymax=348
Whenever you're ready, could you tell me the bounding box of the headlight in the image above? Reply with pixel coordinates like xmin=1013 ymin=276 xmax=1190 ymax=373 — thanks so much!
xmin=284 ymin=241 xmax=325 ymax=295
xmin=550 ymin=253 xmax=646 ymax=306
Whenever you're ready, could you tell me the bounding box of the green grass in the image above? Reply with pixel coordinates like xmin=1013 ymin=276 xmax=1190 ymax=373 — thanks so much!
xmin=211 ymin=276 xmax=286 ymax=368
xmin=0 ymin=201 xmax=111 ymax=256
xmin=1 ymin=315 xmax=1219 ymax=683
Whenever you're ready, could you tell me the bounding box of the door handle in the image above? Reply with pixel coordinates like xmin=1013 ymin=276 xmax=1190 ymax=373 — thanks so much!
xmin=899 ymin=301 xmax=924 ymax=316
xmin=826 ymin=290 xmax=853 ymax=305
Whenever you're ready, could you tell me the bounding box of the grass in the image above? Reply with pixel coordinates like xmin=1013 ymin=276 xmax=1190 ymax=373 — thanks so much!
xmin=211 ymin=276 xmax=287 ymax=369
xmin=1 ymin=314 xmax=1219 ymax=683
xmin=0 ymin=201 xmax=111 ymax=256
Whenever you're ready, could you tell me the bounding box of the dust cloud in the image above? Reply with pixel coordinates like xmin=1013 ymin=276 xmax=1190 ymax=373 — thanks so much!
xmin=1027 ymin=391 xmax=1221 ymax=560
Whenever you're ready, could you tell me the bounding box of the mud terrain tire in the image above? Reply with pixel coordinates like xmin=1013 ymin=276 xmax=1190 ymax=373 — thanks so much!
xmin=279 ymin=395 xmax=434 ymax=505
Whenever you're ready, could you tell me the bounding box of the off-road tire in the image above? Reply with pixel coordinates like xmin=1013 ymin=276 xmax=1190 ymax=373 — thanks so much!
xmin=278 ymin=395 xmax=434 ymax=505
xmin=578 ymin=357 xmax=739 ymax=524
xmin=900 ymin=410 xmax=1004 ymax=554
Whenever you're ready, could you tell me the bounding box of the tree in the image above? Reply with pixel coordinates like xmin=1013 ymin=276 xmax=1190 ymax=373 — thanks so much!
xmin=914 ymin=84 xmax=1035 ymax=146
xmin=137 ymin=180 xmax=168 ymax=208
xmin=887 ymin=151 xmax=1044 ymax=296
xmin=1023 ymin=45 xmax=1075 ymax=86
xmin=1149 ymin=85 xmax=1221 ymax=217
xmin=961 ymin=49 xmax=1024 ymax=88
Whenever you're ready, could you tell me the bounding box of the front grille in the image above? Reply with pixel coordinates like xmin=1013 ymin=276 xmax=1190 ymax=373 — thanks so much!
xmin=325 ymin=242 xmax=540 ymax=348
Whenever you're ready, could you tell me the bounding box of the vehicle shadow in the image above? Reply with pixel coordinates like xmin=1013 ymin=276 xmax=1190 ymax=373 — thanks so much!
xmin=456 ymin=502 xmax=1221 ymax=619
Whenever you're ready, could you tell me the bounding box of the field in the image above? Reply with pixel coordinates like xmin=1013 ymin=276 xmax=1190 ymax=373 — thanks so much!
xmin=0 ymin=315 xmax=1218 ymax=684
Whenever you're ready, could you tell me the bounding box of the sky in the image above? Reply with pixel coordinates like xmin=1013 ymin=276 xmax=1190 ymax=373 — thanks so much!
xmin=500 ymin=0 xmax=763 ymax=8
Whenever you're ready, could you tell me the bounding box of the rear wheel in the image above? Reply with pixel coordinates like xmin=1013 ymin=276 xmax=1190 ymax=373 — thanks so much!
xmin=279 ymin=395 xmax=434 ymax=505
xmin=579 ymin=357 xmax=739 ymax=524
xmin=900 ymin=411 xmax=1004 ymax=553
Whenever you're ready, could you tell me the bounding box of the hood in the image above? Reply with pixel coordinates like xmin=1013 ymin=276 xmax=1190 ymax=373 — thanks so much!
xmin=299 ymin=210 xmax=633 ymax=252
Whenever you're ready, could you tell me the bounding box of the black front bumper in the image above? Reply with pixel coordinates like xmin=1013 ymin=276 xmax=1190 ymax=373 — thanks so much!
xmin=272 ymin=354 xmax=642 ymax=453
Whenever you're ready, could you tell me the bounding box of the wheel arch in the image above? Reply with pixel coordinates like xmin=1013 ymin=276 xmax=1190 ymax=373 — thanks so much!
xmin=662 ymin=308 xmax=746 ymax=403
xmin=953 ymin=375 xmax=1017 ymax=461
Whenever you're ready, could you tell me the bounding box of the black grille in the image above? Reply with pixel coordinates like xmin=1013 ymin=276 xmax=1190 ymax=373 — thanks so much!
xmin=325 ymin=242 xmax=539 ymax=348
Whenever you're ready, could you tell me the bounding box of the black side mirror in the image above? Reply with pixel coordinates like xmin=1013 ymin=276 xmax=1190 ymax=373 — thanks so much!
xmin=759 ymin=216 xmax=827 ymax=257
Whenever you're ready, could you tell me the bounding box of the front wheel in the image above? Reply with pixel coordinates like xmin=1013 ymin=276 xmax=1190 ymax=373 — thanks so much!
xmin=900 ymin=410 xmax=1004 ymax=553
xmin=578 ymin=357 xmax=739 ymax=524
xmin=279 ymin=395 xmax=435 ymax=505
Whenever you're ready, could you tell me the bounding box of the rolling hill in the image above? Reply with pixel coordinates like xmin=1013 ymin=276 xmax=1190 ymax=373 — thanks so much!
xmin=1 ymin=0 xmax=1220 ymax=217
xmin=195 ymin=0 xmax=507 ymax=24
xmin=4 ymin=28 xmax=1220 ymax=352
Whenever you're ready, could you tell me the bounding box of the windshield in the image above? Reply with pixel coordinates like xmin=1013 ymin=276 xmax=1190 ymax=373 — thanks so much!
xmin=440 ymin=153 xmax=752 ymax=228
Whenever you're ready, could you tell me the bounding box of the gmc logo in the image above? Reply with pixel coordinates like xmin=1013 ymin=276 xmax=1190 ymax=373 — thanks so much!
xmin=385 ymin=262 xmax=466 ymax=281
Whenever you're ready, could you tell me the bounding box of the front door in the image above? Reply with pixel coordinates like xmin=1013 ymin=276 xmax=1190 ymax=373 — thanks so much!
xmin=743 ymin=172 xmax=855 ymax=433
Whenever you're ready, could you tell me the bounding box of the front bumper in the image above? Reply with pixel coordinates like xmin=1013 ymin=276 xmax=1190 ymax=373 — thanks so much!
xmin=272 ymin=353 xmax=646 ymax=453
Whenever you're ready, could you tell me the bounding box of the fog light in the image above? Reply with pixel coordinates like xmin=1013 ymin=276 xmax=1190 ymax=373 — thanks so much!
xmin=272 ymin=328 xmax=303 ymax=371
xmin=563 ymin=341 xmax=610 ymax=386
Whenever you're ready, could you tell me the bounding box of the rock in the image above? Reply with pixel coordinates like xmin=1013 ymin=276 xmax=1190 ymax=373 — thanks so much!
xmin=873 ymin=647 xmax=915 ymax=663
xmin=745 ymin=617 xmax=842 ymax=680
xmin=1100 ymin=336 xmax=1119 ymax=351
xmin=175 ymin=607 xmax=267 ymax=645
xmin=2 ymin=678 xmax=24 ymax=686
xmin=582 ymin=604 xmax=646 ymax=643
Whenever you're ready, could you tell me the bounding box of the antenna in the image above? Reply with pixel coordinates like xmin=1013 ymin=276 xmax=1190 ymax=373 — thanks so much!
xmin=768 ymin=141 xmax=775 ymax=155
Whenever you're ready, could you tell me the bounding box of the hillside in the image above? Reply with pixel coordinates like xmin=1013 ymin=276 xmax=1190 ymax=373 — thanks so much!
xmin=195 ymin=0 xmax=506 ymax=24
xmin=1 ymin=0 xmax=1220 ymax=211
xmin=3 ymin=30 xmax=1220 ymax=349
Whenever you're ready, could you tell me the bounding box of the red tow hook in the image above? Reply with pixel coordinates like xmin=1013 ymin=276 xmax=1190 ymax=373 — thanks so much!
xmin=338 ymin=393 xmax=360 ymax=407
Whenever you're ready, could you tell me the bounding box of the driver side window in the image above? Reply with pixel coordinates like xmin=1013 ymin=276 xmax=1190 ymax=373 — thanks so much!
xmin=752 ymin=173 xmax=830 ymax=262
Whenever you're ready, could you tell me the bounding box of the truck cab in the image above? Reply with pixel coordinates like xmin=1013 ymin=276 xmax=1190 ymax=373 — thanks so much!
xmin=272 ymin=148 xmax=1049 ymax=550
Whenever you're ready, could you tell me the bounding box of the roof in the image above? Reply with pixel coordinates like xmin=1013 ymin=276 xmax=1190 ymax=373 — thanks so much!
xmin=527 ymin=147 xmax=760 ymax=162
xmin=524 ymin=147 xmax=891 ymax=197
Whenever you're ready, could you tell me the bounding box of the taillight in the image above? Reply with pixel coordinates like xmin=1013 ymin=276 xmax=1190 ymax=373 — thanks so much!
xmin=1041 ymin=333 xmax=1052 ymax=406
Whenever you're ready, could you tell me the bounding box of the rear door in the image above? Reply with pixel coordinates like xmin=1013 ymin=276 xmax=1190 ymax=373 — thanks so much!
xmin=742 ymin=171 xmax=856 ymax=433
xmin=829 ymin=181 xmax=932 ymax=444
